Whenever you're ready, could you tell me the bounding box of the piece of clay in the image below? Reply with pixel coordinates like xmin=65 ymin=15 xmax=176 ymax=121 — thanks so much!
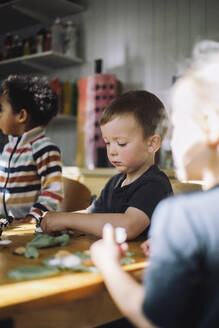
xmin=25 ymin=232 xmax=70 ymax=258
xmin=0 ymin=239 xmax=12 ymax=245
xmin=44 ymin=252 xmax=98 ymax=272
xmin=13 ymin=246 xmax=25 ymax=255
xmin=115 ymin=227 xmax=127 ymax=243
xmin=8 ymin=265 xmax=60 ymax=280
xmin=120 ymin=257 xmax=135 ymax=265
xmin=46 ymin=258 xmax=61 ymax=266
xmin=55 ymin=250 xmax=71 ymax=258
xmin=82 ymin=258 xmax=94 ymax=267
xmin=61 ymin=255 xmax=82 ymax=268
xmin=46 ymin=254 xmax=81 ymax=268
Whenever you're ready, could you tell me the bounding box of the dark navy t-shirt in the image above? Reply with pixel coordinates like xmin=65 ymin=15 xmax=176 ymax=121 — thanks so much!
xmin=87 ymin=165 xmax=173 ymax=237
xmin=143 ymin=186 xmax=219 ymax=328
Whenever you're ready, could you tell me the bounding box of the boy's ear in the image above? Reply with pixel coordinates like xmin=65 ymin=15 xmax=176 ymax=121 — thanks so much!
xmin=147 ymin=135 xmax=161 ymax=153
xmin=16 ymin=108 xmax=28 ymax=123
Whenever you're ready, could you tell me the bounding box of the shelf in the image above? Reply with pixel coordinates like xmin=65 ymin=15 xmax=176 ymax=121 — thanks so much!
xmin=0 ymin=0 xmax=84 ymax=33
xmin=0 ymin=51 xmax=83 ymax=77
xmin=55 ymin=115 xmax=77 ymax=122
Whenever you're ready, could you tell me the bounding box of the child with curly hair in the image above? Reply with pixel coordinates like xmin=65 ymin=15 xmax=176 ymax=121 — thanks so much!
xmin=0 ymin=75 xmax=63 ymax=228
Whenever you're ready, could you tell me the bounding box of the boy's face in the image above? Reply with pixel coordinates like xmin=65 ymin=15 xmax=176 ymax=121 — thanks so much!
xmin=0 ymin=92 xmax=19 ymax=136
xmin=101 ymin=114 xmax=154 ymax=177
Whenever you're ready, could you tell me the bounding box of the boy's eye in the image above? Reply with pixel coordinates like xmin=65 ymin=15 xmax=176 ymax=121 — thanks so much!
xmin=104 ymin=142 xmax=110 ymax=146
xmin=118 ymin=143 xmax=126 ymax=147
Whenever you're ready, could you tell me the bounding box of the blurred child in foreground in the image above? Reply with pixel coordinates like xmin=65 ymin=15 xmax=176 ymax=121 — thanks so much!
xmin=90 ymin=43 xmax=219 ymax=327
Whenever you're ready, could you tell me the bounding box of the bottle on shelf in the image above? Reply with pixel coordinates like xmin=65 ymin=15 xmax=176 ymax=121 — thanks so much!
xmin=36 ymin=34 xmax=43 ymax=53
xmin=29 ymin=36 xmax=36 ymax=54
xmin=11 ymin=35 xmax=21 ymax=58
xmin=44 ymin=30 xmax=52 ymax=52
xmin=64 ymin=20 xmax=77 ymax=57
xmin=23 ymin=38 xmax=30 ymax=56
xmin=36 ymin=28 xmax=47 ymax=53
xmin=36 ymin=30 xmax=42 ymax=53
xmin=2 ymin=32 xmax=14 ymax=60
xmin=63 ymin=80 xmax=73 ymax=115
xmin=50 ymin=78 xmax=63 ymax=114
xmin=51 ymin=17 xmax=65 ymax=53
xmin=94 ymin=58 xmax=103 ymax=73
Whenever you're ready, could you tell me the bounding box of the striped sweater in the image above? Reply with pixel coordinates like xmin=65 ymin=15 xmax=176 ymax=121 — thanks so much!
xmin=0 ymin=126 xmax=63 ymax=220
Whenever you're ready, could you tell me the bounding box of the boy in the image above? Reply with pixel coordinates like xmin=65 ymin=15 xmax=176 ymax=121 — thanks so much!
xmin=90 ymin=49 xmax=219 ymax=327
xmin=0 ymin=75 xmax=63 ymax=229
xmin=41 ymin=90 xmax=172 ymax=239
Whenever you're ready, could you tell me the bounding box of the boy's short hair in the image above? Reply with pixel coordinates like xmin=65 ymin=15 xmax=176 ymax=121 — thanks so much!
xmin=100 ymin=90 xmax=167 ymax=139
xmin=1 ymin=75 xmax=58 ymax=126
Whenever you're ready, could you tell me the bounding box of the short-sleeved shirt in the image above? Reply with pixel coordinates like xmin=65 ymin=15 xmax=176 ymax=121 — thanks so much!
xmin=87 ymin=165 xmax=173 ymax=237
xmin=143 ymin=185 xmax=219 ymax=328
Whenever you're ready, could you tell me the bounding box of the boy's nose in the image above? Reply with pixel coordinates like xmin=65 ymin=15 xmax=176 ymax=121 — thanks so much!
xmin=108 ymin=144 xmax=117 ymax=156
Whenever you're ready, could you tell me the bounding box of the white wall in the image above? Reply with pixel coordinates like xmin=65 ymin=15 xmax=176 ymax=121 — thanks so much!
xmin=51 ymin=0 xmax=219 ymax=165
xmin=1 ymin=0 xmax=219 ymax=165
xmin=46 ymin=116 xmax=77 ymax=166
xmin=73 ymin=0 xmax=219 ymax=108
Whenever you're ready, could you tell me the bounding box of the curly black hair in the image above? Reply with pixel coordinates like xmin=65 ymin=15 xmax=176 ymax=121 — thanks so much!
xmin=1 ymin=75 xmax=58 ymax=127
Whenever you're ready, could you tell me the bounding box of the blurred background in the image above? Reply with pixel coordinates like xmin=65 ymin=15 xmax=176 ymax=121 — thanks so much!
xmin=0 ymin=0 xmax=218 ymax=168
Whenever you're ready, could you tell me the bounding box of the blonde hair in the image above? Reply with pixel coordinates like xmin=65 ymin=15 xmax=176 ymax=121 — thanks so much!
xmin=171 ymin=51 xmax=219 ymax=135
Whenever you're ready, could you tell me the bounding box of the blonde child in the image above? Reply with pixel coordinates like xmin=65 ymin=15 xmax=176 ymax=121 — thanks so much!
xmin=90 ymin=49 xmax=219 ymax=327
xmin=41 ymin=90 xmax=172 ymax=240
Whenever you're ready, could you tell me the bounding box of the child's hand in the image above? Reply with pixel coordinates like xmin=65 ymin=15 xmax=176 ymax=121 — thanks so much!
xmin=90 ymin=223 xmax=128 ymax=274
xmin=40 ymin=211 xmax=67 ymax=234
xmin=141 ymin=239 xmax=150 ymax=257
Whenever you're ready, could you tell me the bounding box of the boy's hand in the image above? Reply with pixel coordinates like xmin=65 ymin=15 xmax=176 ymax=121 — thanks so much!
xmin=40 ymin=211 xmax=67 ymax=234
xmin=141 ymin=239 xmax=150 ymax=257
xmin=90 ymin=223 xmax=128 ymax=274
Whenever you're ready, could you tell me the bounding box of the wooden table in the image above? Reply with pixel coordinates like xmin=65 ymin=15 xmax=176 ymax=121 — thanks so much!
xmin=0 ymin=223 xmax=147 ymax=328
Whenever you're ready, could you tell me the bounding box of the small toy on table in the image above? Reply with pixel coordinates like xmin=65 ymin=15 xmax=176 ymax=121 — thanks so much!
xmin=0 ymin=214 xmax=13 ymax=239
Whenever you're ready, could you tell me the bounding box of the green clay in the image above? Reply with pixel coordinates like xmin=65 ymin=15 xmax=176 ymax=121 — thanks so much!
xmin=25 ymin=232 xmax=69 ymax=258
xmin=8 ymin=265 xmax=60 ymax=280
xmin=125 ymin=252 xmax=135 ymax=257
xmin=120 ymin=257 xmax=135 ymax=265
